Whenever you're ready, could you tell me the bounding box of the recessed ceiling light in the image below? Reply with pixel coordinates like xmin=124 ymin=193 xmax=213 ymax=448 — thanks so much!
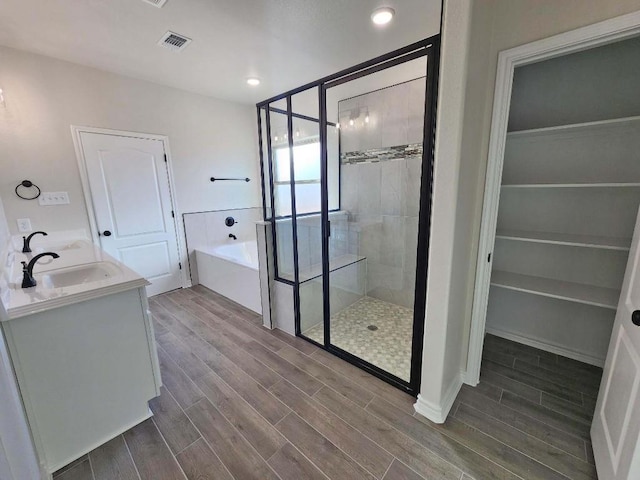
xmin=246 ymin=77 xmax=261 ymax=86
xmin=371 ymin=7 xmax=395 ymax=25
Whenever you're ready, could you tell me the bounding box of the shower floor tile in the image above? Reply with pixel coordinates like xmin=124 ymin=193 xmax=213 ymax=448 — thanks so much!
xmin=304 ymin=296 xmax=413 ymax=381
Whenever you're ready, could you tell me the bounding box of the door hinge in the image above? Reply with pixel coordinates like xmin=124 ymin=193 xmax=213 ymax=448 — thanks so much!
xmin=327 ymin=220 xmax=331 ymax=238
xmin=164 ymin=154 xmax=167 ymax=163
xmin=171 ymin=210 xmax=175 ymax=218
xmin=488 ymin=252 xmax=492 ymax=262
xmin=179 ymin=262 xmax=182 ymax=270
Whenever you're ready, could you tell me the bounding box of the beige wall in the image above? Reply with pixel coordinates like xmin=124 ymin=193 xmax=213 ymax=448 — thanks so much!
xmin=419 ymin=0 xmax=640 ymax=418
xmin=441 ymin=0 xmax=498 ymax=401
xmin=0 ymin=46 xmax=261 ymax=237
xmin=0 ymin=196 xmax=8 ymax=251
xmin=417 ymin=0 xmax=475 ymax=418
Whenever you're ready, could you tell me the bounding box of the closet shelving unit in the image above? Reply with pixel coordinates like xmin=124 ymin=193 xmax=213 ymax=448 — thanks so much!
xmin=490 ymin=270 xmax=620 ymax=310
xmin=487 ymin=115 xmax=640 ymax=365
xmin=495 ymin=229 xmax=631 ymax=251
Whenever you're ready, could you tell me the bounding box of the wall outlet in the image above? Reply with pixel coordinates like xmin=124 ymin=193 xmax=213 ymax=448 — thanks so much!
xmin=17 ymin=218 xmax=32 ymax=233
xmin=39 ymin=191 xmax=70 ymax=206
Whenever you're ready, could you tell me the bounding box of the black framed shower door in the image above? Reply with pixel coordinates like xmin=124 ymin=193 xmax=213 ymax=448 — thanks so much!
xmin=256 ymin=35 xmax=440 ymax=396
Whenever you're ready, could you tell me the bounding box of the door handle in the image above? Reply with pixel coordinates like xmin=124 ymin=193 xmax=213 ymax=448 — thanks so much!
xmin=101 ymin=230 xmax=112 ymax=237
xmin=633 ymin=310 xmax=640 ymax=326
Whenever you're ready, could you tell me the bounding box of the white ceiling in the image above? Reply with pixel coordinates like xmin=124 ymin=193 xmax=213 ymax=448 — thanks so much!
xmin=0 ymin=0 xmax=441 ymax=104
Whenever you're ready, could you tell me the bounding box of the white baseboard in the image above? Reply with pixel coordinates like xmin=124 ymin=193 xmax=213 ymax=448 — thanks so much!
xmin=414 ymin=371 xmax=464 ymax=424
xmin=486 ymin=327 xmax=605 ymax=367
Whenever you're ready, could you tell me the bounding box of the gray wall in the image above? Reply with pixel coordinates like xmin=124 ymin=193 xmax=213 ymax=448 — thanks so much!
xmin=509 ymin=36 xmax=640 ymax=131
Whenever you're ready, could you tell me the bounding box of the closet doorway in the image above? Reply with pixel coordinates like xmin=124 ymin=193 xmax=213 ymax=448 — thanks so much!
xmin=468 ymin=13 xmax=640 ymax=479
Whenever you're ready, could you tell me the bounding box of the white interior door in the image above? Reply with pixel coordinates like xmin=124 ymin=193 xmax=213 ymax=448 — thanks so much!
xmin=592 ymin=206 xmax=640 ymax=479
xmin=79 ymin=132 xmax=182 ymax=296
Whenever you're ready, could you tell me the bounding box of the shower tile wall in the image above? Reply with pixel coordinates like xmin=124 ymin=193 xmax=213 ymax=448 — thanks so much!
xmin=339 ymin=79 xmax=425 ymax=154
xmin=341 ymin=157 xmax=421 ymax=308
xmin=274 ymin=210 xmax=351 ymax=280
xmin=339 ymin=78 xmax=425 ymax=309
xmin=275 ymin=211 xmax=367 ymax=334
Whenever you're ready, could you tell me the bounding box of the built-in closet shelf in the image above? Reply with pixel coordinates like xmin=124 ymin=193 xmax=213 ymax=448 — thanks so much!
xmin=495 ymin=230 xmax=631 ymax=251
xmin=506 ymin=114 xmax=640 ymax=137
xmin=502 ymin=115 xmax=640 ymax=186
xmin=501 ymin=183 xmax=640 ymax=189
xmin=490 ymin=270 xmax=620 ymax=310
xmin=298 ymin=254 xmax=366 ymax=284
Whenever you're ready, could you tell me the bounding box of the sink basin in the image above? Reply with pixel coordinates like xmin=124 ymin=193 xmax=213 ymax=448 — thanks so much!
xmin=38 ymin=262 xmax=122 ymax=289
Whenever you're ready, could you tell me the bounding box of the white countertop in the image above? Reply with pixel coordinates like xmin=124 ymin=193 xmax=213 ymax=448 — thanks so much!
xmin=1 ymin=239 xmax=149 ymax=320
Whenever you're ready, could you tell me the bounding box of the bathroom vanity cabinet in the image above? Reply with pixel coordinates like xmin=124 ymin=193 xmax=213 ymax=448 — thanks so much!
xmin=2 ymin=286 xmax=160 ymax=474
xmin=0 ymin=242 xmax=161 ymax=475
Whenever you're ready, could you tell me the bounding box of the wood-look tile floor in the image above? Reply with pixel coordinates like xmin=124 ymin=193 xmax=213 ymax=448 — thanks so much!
xmin=53 ymin=286 xmax=602 ymax=480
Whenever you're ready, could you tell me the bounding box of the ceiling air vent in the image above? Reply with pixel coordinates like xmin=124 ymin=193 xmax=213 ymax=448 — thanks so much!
xmin=141 ymin=0 xmax=168 ymax=7
xmin=158 ymin=31 xmax=192 ymax=52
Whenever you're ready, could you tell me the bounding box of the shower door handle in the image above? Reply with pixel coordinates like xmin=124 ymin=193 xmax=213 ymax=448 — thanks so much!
xmin=326 ymin=221 xmax=331 ymax=238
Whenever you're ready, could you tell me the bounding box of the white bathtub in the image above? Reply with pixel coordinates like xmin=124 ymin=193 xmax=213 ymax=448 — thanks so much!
xmin=195 ymin=241 xmax=262 ymax=314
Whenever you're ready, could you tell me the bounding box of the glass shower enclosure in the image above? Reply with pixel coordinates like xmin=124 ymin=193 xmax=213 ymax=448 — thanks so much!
xmin=257 ymin=37 xmax=440 ymax=395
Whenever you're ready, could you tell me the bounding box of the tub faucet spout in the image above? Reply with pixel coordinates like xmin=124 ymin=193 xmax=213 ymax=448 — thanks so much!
xmin=229 ymin=234 xmax=237 ymax=240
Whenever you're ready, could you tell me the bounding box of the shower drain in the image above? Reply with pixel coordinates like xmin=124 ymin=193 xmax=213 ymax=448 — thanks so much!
xmin=367 ymin=325 xmax=378 ymax=331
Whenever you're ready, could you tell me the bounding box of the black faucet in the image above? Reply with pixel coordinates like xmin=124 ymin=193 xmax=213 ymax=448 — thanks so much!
xmin=22 ymin=231 xmax=47 ymax=253
xmin=229 ymin=234 xmax=237 ymax=240
xmin=21 ymin=252 xmax=59 ymax=288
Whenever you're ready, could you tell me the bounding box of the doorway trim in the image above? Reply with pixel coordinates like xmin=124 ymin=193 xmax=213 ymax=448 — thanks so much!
xmin=70 ymin=125 xmax=189 ymax=290
xmin=466 ymin=10 xmax=640 ymax=385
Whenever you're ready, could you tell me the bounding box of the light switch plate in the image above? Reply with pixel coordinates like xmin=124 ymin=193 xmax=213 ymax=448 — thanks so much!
xmin=17 ymin=218 xmax=32 ymax=233
xmin=39 ymin=192 xmax=70 ymax=205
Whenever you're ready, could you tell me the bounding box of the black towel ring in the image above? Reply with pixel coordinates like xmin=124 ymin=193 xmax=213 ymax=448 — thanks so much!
xmin=15 ymin=180 xmax=41 ymax=200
